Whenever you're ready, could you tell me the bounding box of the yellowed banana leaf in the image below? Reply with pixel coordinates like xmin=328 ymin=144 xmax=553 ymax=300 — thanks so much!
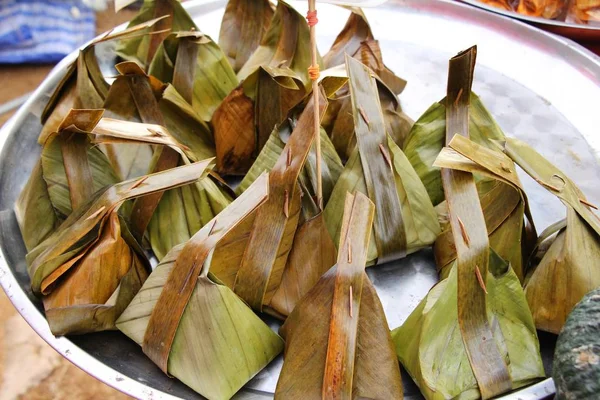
xmin=322 ymin=9 xmax=411 ymax=161
xmin=218 ymin=0 xmax=274 ymax=73
xmin=402 ymin=92 xmax=507 ymax=206
xmin=25 ymin=160 xmax=213 ymax=335
xmin=15 ymin=110 xmax=121 ymax=252
xmin=432 ymin=134 xmax=537 ymax=281
xmin=84 ymin=116 xmax=233 ymax=261
xmin=116 ymin=0 xmax=197 ymax=69
xmin=392 ymin=250 xmax=545 ymax=400
xmin=149 ymin=31 xmax=239 ymax=121
xmin=231 ymin=90 xmax=327 ymax=311
xmin=503 ymin=137 xmax=600 ymax=333
xmin=393 ymin=47 xmax=544 ymax=400
xmin=324 ymin=56 xmax=439 ymax=265
xmin=117 ymin=173 xmax=284 ymax=400
xmin=275 ymin=192 xmax=403 ymax=399
xmin=39 ymin=17 xmax=166 ymax=144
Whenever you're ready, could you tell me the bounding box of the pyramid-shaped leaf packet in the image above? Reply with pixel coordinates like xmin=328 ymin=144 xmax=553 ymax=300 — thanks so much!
xmin=218 ymin=0 xmax=274 ymax=73
xmin=322 ymin=8 xmax=411 ymax=161
xmin=393 ymin=46 xmax=544 ymax=400
xmin=324 ymin=56 xmax=439 ymax=265
xmin=82 ymin=115 xmax=232 ymax=261
xmin=212 ymin=0 xmax=314 ymax=174
xmin=26 ymin=161 xmax=213 ymax=335
xmin=149 ymin=31 xmax=238 ymax=122
xmin=16 ymin=110 xmax=120 ymax=252
xmin=117 ymin=173 xmax=284 ymax=400
xmin=40 ymin=17 xmax=165 ymax=144
xmin=433 ymin=134 xmax=537 ymax=281
xmin=275 ymin=192 xmax=403 ymax=399
xmin=402 ymin=91 xmax=507 ymax=207
xmin=116 ymin=0 xmax=197 ymax=69
xmin=225 ymin=90 xmax=328 ymax=311
xmin=503 ymin=137 xmax=600 ymax=334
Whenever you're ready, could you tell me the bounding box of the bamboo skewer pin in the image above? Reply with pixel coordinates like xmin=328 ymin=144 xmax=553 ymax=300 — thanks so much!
xmin=307 ymin=0 xmax=322 ymax=210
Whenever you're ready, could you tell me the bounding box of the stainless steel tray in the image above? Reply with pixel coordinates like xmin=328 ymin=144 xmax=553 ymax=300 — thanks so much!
xmin=2 ymin=0 xmax=600 ymax=398
xmin=458 ymin=0 xmax=600 ymax=42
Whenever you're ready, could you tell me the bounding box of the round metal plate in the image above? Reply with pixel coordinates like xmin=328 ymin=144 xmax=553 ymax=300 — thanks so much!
xmin=458 ymin=0 xmax=600 ymax=42
xmin=2 ymin=0 xmax=600 ymax=398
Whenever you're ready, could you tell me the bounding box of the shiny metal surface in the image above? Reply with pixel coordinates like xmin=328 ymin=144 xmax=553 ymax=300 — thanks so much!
xmin=1 ymin=0 xmax=599 ymax=398
xmin=459 ymin=0 xmax=600 ymax=42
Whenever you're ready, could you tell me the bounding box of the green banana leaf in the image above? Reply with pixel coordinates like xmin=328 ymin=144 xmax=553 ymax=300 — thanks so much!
xmin=117 ymin=174 xmax=284 ymax=400
xmin=392 ymin=250 xmax=545 ymax=400
xmin=86 ymin=116 xmax=232 ymax=261
xmin=275 ymin=192 xmax=403 ymax=399
xmin=40 ymin=17 xmax=166 ymax=144
xmin=116 ymin=0 xmax=197 ymax=69
xmin=402 ymin=93 xmax=506 ymax=206
xmin=324 ymin=57 xmax=439 ymax=265
xmin=432 ymin=134 xmax=537 ymax=282
xmin=149 ymin=31 xmax=239 ymax=121
xmin=503 ymin=137 xmax=600 ymax=333
xmin=25 ymin=161 xmax=213 ymax=335
xmin=218 ymin=0 xmax=274 ymax=73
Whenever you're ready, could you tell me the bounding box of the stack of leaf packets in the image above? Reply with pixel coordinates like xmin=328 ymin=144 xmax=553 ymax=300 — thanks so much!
xmin=392 ymin=47 xmax=545 ymax=400
xmin=117 ymin=174 xmax=284 ymax=400
xmin=324 ymin=56 xmax=439 ymax=266
xmin=502 ymin=138 xmax=600 ymax=334
xmin=276 ymin=192 xmax=403 ymax=399
xmin=25 ymin=158 xmax=214 ymax=335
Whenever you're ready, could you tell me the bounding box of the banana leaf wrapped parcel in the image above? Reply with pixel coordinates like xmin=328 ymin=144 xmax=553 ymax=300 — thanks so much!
xmin=393 ymin=47 xmax=544 ymax=400
xmin=25 ymin=161 xmax=214 ymax=335
xmin=324 ymin=56 xmax=439 ymax=266
xmin=117 ymin=174 xmax=284 ymax=400
xmin=276 ymin=192 xmax=403 ymax=399
xmin=503 ymin=137 xmax=600 ymax=334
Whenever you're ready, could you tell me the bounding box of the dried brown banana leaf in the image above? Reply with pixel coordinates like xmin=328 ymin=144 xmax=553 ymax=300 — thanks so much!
xmin=218 ymin=0 xmax=274 ymax=72
xmin=392 ymin=250 xmax=545 ymax=400
xmin=40 ymin=17 xmax=166 ymax=144
xmin=212 ymin=65 xmax=306 ymax=175
xmin=16 ymin=110 xmax=121 ymax=252
xmin=149 ymin=31 xmax=239 ymax=121
xmin=116 ymin=0 xmax=197 ymax=69
xmin=393 ymin=47 xmax=544 ymax=400
xmin=26 ymin=161 xmax=213 ymax=335
xmin=85 ymin=117 xmax=232 ymax=261
xmin=231 ymin=89 xmax=327 ymax=311
xmin=324 ymin=56 xmax=439 ymax=265
xmin=402 ymin=92 xmax=506 ymax=206
xmin=432 ymin=134 xmax=537 ymax=281
xmin=117 ymin=173 xmax=284 ymax=400
xmin=275 ymin=192 xmax=403 ymax=399
xmin=503 ymin=137 xmax=600 ymax=333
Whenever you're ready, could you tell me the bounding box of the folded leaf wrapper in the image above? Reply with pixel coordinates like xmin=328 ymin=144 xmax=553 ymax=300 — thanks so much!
xmin=402 ymin=93 xmax=507 ymax=207
xmin=503 ymin=137 xmax=600 ymax=334
xmin=275 ymin=192 xmax=403 ymax=399
xmin=212 ymin=0 xmax=314 ymax=174
xmin=324 ymin=56 xmax=439 ymax=265
xmin=392 ymin=251 xmax=545 ymax=400
xmin=116 ymin=0 xmax=197 ymax=69
xmin=321 ymin=8 xmax=411 ymax=161
xmin=117 ymin=174 xmax=284 ymax=400
xmin=16 ymin=110 xmax=121 ymax=252
xmin=432 ymin=135 xmax=536 ymax=282
xmin=26 ymin=160 xmax=214 ymax=335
